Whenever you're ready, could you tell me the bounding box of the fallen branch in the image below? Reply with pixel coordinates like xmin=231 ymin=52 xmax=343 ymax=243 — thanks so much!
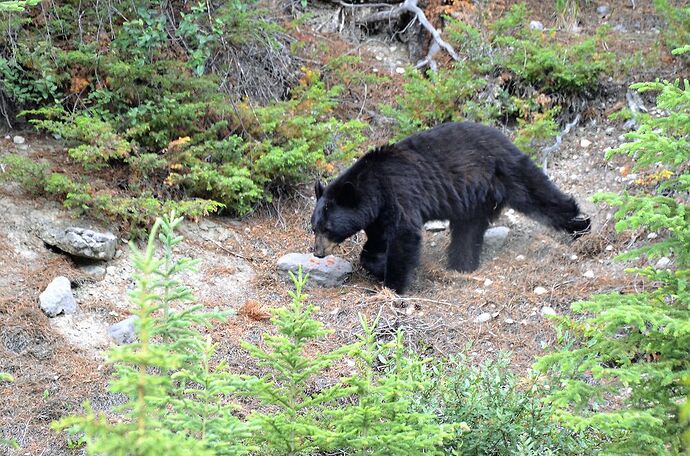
xmin=542 ymin=113 xmax=581 ymax=174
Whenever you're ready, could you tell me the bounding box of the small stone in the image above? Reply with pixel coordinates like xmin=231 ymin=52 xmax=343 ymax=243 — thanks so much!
xmin=474 ymin=312 xmax=492 ymax=323
xmin=534 ymin=286 xmax=548 ymax=295
xmin=504 ymin=318 xmax=515 ymax=324
xmin=39 ymin=276 xmax=77 ymax=317
xmin=541 ymin=306 xmax=557 ymax=316
xmin=483 ymin=226 xmax=510 ymax=250
xmin=605 ymin=245 xmax=613 ymax=251
xmin=12 ymin=135 xmax=25 ymax=145
xmin=4 ymin=135 xmax=9 ymax=140
xmin=395 ymin=67 xmax=405 ymax=74
xmin=515 ymin=254 xmax=526 ymax=261
xmin=647 ymin=232 xmax=658 ymax=239
xmin=277 ymin=253 xmax=352 ymax=287
xmin=375 ymin=55 xmax=383 ymax=61
xmin=655 ymin=257 xmax=671 ymax=269
xmin=483 ymin=279 xmax=493 ymax=287
xmin=430 ymin=241 xmax=437 ymax=247
xmin=580 ymin=138 xmax=592 ymax=148
xmin=623 ymin=119 xmax=638 ymax=131
xmin=424 ymin=220 xmax=449 ymax=232
xmin=583 ymin=270 xmax=595 ymax=279
xmin=596 ymin=5 xmax=610 ymax=15
xmin=605 ymin=126 xmax=615 ymax=135
xmin=569 ymin=254 xmax=578 ymax=260
xmin=529 ymin=20 xmax=544 ymax=31
xmin=52 ymin=133 xmax=62 ymax=140
xmin=108 ymin=316 xmax=139 ymax=345
xmin=79 ymin=264 xmax=107 ymax=280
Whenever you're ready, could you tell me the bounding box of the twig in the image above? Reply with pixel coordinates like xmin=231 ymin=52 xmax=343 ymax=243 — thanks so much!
xmin=542 ymin=113 xmax=581 ymax=175
xmin=201 ymin=236 xmax=252 ymax=262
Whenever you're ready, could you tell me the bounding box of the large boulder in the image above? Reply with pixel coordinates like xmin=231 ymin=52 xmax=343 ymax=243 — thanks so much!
xmin=39 ymin=276 xmax=77 ymax=317
xmin=277 ymin=253 xmax=352 ymax=287
xmin=40 ymin=226 xmax=117 ymax=261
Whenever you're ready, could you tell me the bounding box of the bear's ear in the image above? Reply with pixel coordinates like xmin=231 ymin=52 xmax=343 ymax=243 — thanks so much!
xmin=335 ymin=181 xmax=359 ymax=207
xmin=314 ymin=180 xmax=325 ymax=200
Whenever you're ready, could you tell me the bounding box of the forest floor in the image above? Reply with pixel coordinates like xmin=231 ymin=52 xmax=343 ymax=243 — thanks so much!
xmin=1 ymin=0 xmax=688 ymax=454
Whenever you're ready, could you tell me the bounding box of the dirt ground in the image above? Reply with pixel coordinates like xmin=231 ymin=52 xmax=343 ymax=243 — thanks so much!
xmin=0 ymin=0 xmax=685 ymax=454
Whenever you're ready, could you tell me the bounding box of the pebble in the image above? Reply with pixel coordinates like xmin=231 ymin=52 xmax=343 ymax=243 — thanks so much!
xmin=605 ymin=245 xmax=613 ymax=251
xmin=474 ymin=312 xmax=492 ymax=323
xmin=570 ymin=254 xmax=578 ymax=260
xmin=613 ymin=24 xmax=627 ymax=33
xmin=580 ymin=138 xmax=592 ymax=148
xmin=504 ymin=318 xmax=515 ymax=324
xmin=395 ymin=67 xmax=405 ymax=74
xmin=647 ymin=232 xmax=658 ymax=239
xmin=655 ymin=257 xmax=671 ymax=269
xmin=483 ymin=279 xmax=493 ymax=287
xmin=529 ymin=20 xmax=544 ymax=31
xmin=583 ymin=270 xmax=595 ymax=278
xmin=534 ymin=286 xmax=548 ymax=295
xmin=424 ymin=220 xmax=449 ymax=232
xmin=541 ymin=306 xmax=557 ymax=316
xmin=596 ymin=5 xmax=610 ymax=15
xmin=515 ymin=255 xmax=526 ymax=261
xmin=12 ymin=135 xmax=25 ymax=145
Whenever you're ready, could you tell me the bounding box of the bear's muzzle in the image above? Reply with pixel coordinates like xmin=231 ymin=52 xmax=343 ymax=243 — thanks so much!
xmin=313 ymin=233 xmax=338 ymax=258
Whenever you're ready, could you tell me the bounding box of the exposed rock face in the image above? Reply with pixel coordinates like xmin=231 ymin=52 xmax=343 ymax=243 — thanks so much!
xmin=277 ymin=253 xmax=352 ymax=287
xmin=39 ymin=276 xmax=77 ymax=317
xmin=40 ymin=226 xmax=118 ymax=261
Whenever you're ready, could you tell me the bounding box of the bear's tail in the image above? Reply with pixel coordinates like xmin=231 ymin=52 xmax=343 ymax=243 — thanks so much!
xmin=504 ymin=156 xmax=591 ymax=238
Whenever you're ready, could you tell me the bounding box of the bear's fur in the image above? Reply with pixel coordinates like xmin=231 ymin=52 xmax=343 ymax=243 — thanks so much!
xmin=311 ymin=122 xmax=591 ymax=294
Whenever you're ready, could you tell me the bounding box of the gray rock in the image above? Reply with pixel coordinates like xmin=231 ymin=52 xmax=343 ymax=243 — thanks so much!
xmin=596 ymin=5 xmax=610 ymax=15
xmin=12 ymin=135 xmax=25 ymax=145
xmin=613 ymin=24 xmax=627 ymax=33
xmin=108 ymin=316 xmax=139 ymax=345
xmin=40 ymin=226 xmax=117 ymax=261
xmin=529 ymin=20 xmax=544 ymax=31
xmin=424 ymin=220 xmax=449 ymax=232
xmin=277 ymin=253 xmax=352 ymax=287
xmin=39 ymin=276 xmax=77 ymax=317
xmin=483 ymin=227 xmax=510 ymax=250
xmin=623 ymin=119 xmax=638 ymax=131
xmin=655 ymin=257 xmax=671 ymax=269
xmin=79 ymin=264 xmax=107 ymax=280
xmin=474 ymin=312 xmax=492 ymax=323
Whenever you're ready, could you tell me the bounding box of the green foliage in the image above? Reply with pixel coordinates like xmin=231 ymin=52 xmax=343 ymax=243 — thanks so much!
xmin=0 ymin=0 xmax=38 ymax=12
xmin=655 ymin=0 xmax=690 ymax=59
xmin=0 ymin=152 xmax=49 ymax=193
xmin=419 ymin=354 xmax=589 ymax=455
xmin=386 ymin=3 xmax=612 ymax=150
xmin=535 ymin=56 xmax=690 ymax=453
xmin=1 ymin=1 xmax=366 ymax=229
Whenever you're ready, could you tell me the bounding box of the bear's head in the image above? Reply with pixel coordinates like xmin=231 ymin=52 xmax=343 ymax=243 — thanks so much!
xmin=311 ymin=180 xmax=363 ymax=258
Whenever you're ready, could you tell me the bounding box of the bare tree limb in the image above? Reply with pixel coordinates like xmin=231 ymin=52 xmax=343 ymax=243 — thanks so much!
xmin=542 ymin=113 xmax=581 ymax=174
xmin=400 ymin=0 xmax=458 ymax=62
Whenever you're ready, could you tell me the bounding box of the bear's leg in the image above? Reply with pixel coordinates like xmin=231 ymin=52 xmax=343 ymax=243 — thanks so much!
xmin=447 ymin=218 xmax=489 ymax=272
xmin=383 ymin=228 xmax=421 ymax=294
xmin=360 ymin=227 xmax=387 ymax=280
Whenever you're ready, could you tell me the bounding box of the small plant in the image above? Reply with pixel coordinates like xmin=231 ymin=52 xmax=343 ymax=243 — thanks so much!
xmin=0 ymin=373 xmax=18 ymax=449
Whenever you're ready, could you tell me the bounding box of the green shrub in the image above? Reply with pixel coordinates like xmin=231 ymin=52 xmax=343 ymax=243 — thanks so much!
xmin=0 ymin=153 xmax=49 ymax=193
xmin=655 ymin=0 xmax=690 ymax=59
xmin=535 ymin=58 xmax=690 ymax=453
xmin=418 ymin=354 xmax=590 ymax=455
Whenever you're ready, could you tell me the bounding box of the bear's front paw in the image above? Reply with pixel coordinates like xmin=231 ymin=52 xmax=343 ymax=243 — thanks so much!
xmin=360 ymin=252 xmax=385 ymax=280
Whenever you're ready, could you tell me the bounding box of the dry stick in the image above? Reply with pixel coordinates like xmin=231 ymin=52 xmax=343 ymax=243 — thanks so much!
xmin=400 ymin=0 xmax=459 ymax=65
xmin=200 ymin=236 xmax=252 ymax=262
xmin=541 ymin=113 xmax=581 ymax=175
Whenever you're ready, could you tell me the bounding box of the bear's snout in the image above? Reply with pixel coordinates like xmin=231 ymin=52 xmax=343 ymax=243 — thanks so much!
xmin=313 ymin=233 xmax=337 ymax=258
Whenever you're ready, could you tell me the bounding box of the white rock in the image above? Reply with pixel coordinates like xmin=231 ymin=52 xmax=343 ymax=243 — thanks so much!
xmin=534 ymin=286 xmax=548 ymax=295
xmin=484 ymin=227 xmax=510 ymax=250
xmin=529 ymin=20 xmax=544 ymax=31
xmin=12 ymin=135 xmax=25 ymax=145
xmin=424 ymin=220 xmax=449 ymax=232
xmin=583 ymin=270 xmax=595 ymax=278
xmin=580 ymin=138 xmax=592 ymax=148
xmin=655 ymin=257 xmax=671 ymax=269
xmin=541 ymin=306 xmax=557 ymax=316
xmin=647 ymin=232 xmax=658 ymax=239
xmin=515 ymin=254 xmax=526 ymax=261
xmin=605 ymin=245 xmax=613 ymax=251
xmin=483 ymin=279 xmax=493 ymax=287
xmin=504 ymin=318 xmax=515 ymax=324
xmin=395 ymin=67 xmax=405 ymax=74
xmin=39 ymin=277 xmax=77 ymax=317
xmin=596 ymin=5 xmax=610 ymax=15
xmin=474 ymin=312 xmax=492 ymax=323
xmin=570 ymin=254 xmax=578 ymax=260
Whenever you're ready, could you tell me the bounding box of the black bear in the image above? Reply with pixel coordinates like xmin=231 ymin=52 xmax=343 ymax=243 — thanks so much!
xmin=310 ymin=122 xmax=590 ymax=294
